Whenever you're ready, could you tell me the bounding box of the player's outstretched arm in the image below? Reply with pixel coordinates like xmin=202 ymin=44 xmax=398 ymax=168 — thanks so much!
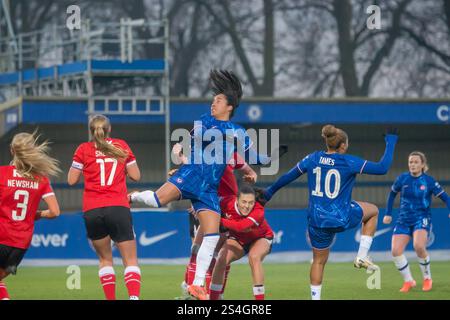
xmin=263 ymin=165 xmax=303 ymax=202
xmin=221 ymin=218 xmax=254 ymax=233
xmin=361 ymin=128 xmax=399 ymax=175
xmin=230 ymin=151 xmax=258 ymax=183
xmin=240 ymin=163 xmax=258 ymax=184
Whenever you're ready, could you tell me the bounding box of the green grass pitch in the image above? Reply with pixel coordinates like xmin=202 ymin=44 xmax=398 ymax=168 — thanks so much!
xmin=5 ymin=262 xmax=450 ymax=300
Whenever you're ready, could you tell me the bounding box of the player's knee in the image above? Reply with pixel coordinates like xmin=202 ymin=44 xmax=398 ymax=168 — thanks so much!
xmin=413 ymin=243 xmax=426 ymax=255
xmin=391 ymin=248 xmax=403 ymax=257
xmin=224 ymin=255 xmax=234 ymax=265
xmin=312 ymin=256 xmax=327 ymax=266
xmin=248 ymin=253 xmax=261 ymax=264
xmin=313 ymin=260 xmax=327 ymax=267
xmin=371 ymin=204 xmax=379 ymax=217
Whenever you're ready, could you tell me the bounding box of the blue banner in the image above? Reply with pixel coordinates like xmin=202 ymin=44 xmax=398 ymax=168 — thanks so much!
xmin=19 ymin=99 xmax=450 ymax=125
xmin=24 ymin=208 xmax=450 ymax=262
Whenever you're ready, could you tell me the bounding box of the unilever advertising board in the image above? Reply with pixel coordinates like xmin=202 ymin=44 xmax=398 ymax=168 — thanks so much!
xmin=24 ymin=209 xmax=450 ymax=264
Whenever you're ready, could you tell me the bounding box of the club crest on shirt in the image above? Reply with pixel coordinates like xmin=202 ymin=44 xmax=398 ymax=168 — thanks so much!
xmin=176 ymin=177 xmax=183 ymax=184
xmin=420 ymin=185 xmax=426 ymax=190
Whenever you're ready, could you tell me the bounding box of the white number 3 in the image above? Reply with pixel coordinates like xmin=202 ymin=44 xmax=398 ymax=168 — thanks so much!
xmin=12 ymin=190 xmax=29 ymax=221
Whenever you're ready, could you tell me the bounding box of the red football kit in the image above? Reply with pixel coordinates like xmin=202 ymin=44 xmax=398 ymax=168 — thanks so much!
xmin=71 ymin=138 xmax=136 ymax=212
xmin=0 ymin=166 xmax=54 ymax=249
xmin=220 ymin=196 xmax=273 ymax=245
xmin=218 ymin=160 xmax=273 ymax=245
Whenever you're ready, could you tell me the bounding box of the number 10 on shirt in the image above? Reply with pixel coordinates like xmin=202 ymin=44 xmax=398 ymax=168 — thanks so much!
xmin=311 ymin=167 xmax=341 ymax=199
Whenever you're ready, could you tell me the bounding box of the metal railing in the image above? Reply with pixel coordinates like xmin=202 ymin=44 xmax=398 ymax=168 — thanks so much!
xmin=0 ymin=19 xmax=168 ymax=72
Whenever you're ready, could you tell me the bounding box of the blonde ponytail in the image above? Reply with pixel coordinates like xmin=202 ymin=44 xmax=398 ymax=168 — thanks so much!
xmin=89 ymin=114 xmax=128 ymax=160
xmin=11 ymin=131 xmax=61 ymax=180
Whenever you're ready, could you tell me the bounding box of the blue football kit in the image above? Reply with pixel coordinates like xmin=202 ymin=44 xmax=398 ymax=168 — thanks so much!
xmin=169 ymin=114 xmax=269 ymax=214
xmin=265 ymin=134 xmax=398 ymax=249
xmin=386 ymin=172 xmax=450 ymax=237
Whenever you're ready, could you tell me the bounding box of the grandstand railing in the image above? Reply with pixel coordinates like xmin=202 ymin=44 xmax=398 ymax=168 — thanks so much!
xmin=0 ymin=19 xmax=168 ymax=72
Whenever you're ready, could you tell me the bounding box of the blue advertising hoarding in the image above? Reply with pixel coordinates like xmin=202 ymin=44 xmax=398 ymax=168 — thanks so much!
xmin=23 ymin=208 xmax=450 ymax=265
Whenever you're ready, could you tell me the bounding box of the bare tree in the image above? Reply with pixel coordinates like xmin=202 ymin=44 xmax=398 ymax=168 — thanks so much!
xmin=3 ymin=0 xmax=450 ymax=98
xmin=334 ymin=0 xmax=412 ymax=96
xmin=198 ymin=0 xmax=275 ymax=96
xmin=278 ymin=0 xmax=450 ymax=98
xmin=168 ymin=2 xmax=227 ymax=96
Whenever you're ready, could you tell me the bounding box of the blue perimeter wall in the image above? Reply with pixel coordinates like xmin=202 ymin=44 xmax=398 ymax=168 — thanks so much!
xmin=24 ymin=208 xmax=450 ymax=264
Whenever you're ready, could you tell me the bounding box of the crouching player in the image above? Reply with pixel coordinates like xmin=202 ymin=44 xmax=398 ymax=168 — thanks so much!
xmin=209 ymin=185 xmax=273 ymax=300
